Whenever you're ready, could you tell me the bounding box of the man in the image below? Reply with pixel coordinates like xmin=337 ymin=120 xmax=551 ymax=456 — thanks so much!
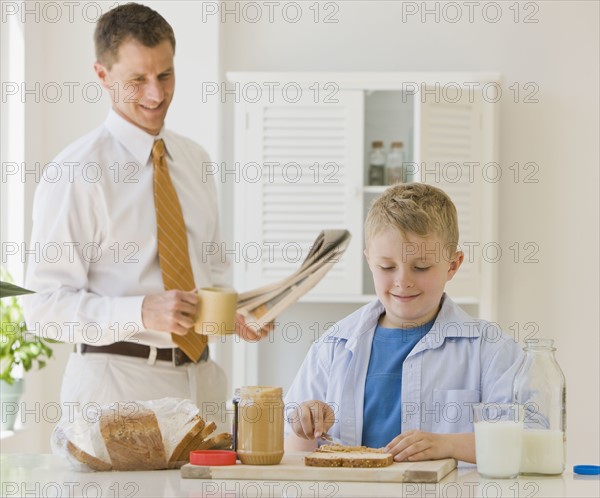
xmin=24 ymin=3 xmax=267 ymax=426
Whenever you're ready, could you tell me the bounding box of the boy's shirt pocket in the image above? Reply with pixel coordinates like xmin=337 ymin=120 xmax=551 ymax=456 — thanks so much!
xmin=427 ymin=389 xmax=481 ymax=433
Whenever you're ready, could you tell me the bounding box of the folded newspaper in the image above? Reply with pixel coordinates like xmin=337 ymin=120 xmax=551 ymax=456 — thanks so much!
xmin=237 ymin=230 xmax=352 ymax=328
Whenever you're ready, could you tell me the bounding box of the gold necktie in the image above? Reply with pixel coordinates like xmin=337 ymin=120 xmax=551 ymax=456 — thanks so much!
xmin=152 ymin=139 xmax=207 ymax=362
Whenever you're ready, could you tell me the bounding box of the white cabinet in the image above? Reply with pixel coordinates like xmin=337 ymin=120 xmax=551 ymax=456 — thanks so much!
xmin=232 ymin=87 xmax=364 ymax=296
xmin=229 ymin=72 xmax=499 ymax=319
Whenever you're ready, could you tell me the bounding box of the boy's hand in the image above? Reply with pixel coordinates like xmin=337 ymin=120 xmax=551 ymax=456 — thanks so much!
xmin=385 ymin=431 xmax=476 ymax=463
xmin=288 ymin=400 xmax=335 ymax=440
xmin=384 ymin=430 xmax=452 ymax=462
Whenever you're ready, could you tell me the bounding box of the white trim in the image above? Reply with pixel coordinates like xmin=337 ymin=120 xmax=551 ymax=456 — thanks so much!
xmin=1 ymin=5 xmax=26 ymax=284
xmin=480 ymin=85 xmax=501 ymax=322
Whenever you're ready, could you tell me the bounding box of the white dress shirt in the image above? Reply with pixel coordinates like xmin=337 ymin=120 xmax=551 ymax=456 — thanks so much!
xmin=284 ymin=294 xmax=524 ymax=446
xmin=24 ymin=110 xmax=230 ymax=348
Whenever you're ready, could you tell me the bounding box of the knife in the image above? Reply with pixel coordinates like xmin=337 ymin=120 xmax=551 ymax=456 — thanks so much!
xmin=319 ymin=432 xmax=335 ymax=443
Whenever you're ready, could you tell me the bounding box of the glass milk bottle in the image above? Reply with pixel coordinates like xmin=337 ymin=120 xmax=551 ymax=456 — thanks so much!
xmin=513 ymin=338 xmax=566 ymax=475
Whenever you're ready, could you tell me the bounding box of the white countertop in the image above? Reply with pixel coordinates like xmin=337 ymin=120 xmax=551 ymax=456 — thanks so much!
xmin=1 ymin=454 xmax=598 ymax=498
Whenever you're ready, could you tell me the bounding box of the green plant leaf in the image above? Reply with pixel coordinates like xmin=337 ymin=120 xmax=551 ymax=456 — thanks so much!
xmin=0 ymin=269 xmax=52 ymax=383
xmin=0 ymin=356 xmax=15 ymax=383
xmin=0 ymin=281 xmax=35 ymax=299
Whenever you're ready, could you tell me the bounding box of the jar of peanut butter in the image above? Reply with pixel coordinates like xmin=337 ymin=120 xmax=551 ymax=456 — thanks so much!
xmin=237 ymin=386 xmax=284 ymax=465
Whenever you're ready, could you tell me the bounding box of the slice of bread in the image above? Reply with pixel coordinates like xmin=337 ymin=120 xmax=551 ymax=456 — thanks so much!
xmin=167 ymin=428 xmax=206 ymax=469
xmin=304 ymin=452 xmax=342 ymax=467
xmin=201 ymin=432 xmax=233 ymax=451
xmin=168 ymin=420 xmax=217 ymax=466
xmin=149 ymin=398 xmax=203 ymax=461
xmin=167 ymin=415 xmax=205 ymax=464
xmin=305 ymin=444 xmax=393 ymax=468
xmin=339 ymin=452 xmax=394 ymax=468
xmin=198 ymin=420 xmax=217 ymax=440
xmin=167 ymin=425 xmax=232 ymax=469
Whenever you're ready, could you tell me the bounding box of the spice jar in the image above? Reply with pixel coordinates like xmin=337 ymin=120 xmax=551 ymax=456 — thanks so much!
xmin=513 ymin=338 xmax=566 ymax=475
xmin=368 ymin=141 xmax=386 ymax=186
xmin=237 ymin=386 xmax=284 ymax=465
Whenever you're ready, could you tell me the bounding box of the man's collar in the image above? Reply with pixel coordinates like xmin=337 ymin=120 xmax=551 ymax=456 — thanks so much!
xmin=104 ymin=109 xmax=172 ymax=165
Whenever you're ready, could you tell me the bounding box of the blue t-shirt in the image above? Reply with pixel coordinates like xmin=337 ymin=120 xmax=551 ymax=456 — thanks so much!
xmin=361 ymin=318 xmax=434 ymax=448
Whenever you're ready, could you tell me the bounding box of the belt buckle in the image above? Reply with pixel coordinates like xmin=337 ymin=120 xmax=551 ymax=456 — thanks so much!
xmin=172 ymin=348 xmax=187 ymax=367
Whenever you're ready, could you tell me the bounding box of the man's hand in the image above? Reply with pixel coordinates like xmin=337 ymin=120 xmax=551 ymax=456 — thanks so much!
xmin=142 ymin=290 xmax=199 ymax=335
xmin=288 ymin=400 xmax=335 ymax=440
xmin=235 ymin=313 xmax=274 ymax=341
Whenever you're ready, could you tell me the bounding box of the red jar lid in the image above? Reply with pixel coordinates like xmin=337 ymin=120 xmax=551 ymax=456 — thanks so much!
xmin=190 ymin=450 xmax=237 ymax=466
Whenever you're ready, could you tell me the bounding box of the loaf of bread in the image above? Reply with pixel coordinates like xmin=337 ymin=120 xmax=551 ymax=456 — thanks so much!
xmin=305 ymin=444 xmax=394 ymax=468
xmin=53 ymin=398 xmax=233 ymax=471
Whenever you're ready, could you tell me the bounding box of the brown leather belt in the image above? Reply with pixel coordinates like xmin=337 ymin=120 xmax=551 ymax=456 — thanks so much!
xmin=80 ymin=342 xmax=208 ymax=366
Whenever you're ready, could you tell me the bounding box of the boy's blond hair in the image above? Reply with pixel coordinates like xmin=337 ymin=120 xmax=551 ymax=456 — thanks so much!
xmin=365 ymin=183 xmax=459 ymax=254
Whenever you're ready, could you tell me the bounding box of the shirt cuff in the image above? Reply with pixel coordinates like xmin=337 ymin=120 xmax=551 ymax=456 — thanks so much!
xmin=110 ymin=295 xmax=146 ymax=341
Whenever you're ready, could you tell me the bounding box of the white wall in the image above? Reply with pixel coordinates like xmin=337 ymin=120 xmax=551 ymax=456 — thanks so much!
xmin=3 ymin=0 xmax=598 ymax=466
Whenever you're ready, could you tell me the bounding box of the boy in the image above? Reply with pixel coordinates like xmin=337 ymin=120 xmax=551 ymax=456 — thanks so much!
xmin=284 ymin=183 xmax=523 ymax=463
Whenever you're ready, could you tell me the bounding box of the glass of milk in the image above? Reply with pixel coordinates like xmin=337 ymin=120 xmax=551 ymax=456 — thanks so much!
xmin=473 ymin=403 xmax=524 ymax=479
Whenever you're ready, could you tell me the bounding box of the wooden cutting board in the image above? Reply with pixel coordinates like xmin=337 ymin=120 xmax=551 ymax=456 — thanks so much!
xmin=181 ymin=452 xmax=456 ymax=483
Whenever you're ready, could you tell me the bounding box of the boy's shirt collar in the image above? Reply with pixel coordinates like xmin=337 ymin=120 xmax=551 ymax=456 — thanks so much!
xmin=330 ymin=293 xmax=484 ymax=352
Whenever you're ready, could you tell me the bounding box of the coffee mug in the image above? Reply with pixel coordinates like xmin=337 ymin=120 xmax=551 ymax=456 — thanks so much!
xmin=194 ymin=287 xmax=238 ymax=335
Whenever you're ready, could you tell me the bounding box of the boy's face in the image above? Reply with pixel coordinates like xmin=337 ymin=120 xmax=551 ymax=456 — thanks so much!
xmin=94 ymin=38 xmax=175 ymax=136
xmin=365 ymin=228 xmax=464 ymax=329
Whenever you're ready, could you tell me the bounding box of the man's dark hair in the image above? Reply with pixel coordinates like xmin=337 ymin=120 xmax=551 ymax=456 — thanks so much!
xmin=94 ymin=3 xmax=176 ymax=68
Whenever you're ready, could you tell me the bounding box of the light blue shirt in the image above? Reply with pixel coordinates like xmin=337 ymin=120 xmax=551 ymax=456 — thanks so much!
xmin=284 ymin=294 xmax=524 ymax=446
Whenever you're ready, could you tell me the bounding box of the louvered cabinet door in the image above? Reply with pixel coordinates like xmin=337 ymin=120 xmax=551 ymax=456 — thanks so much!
xmin=234 ymin=90 xmax=364 ymax=296
xmin=415 ymin=91 xmax=487 ymax=303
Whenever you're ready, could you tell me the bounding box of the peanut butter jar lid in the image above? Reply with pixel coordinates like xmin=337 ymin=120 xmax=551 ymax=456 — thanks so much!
xmin=240 ymin=386 xmax=283 ymax=398
xmin=190 ymin=450 xmax=237 ymax=466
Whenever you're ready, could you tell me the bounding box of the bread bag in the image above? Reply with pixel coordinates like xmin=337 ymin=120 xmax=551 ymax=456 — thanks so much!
xmin=51 ymin=397 xmax=232 ymax=471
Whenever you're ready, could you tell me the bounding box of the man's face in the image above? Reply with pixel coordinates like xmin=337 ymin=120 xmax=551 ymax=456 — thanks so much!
xmin=95 ymin=38 xmax=175 ymax=135
xmin=365 ymin=228 xmax=463 ymax=328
